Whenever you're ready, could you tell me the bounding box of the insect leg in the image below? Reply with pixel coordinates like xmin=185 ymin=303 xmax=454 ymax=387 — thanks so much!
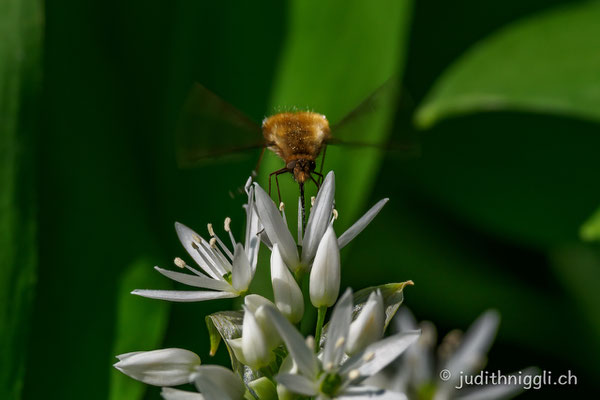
xmin=268 ymin=167 xmax=288 ymax=200
xmin=311 ymin=173 xmax=322 ymax=190
xmin=317 ymin=144 xmax=327 ymax=185
xmin=300 ymin=182 xmax=306 ymax=232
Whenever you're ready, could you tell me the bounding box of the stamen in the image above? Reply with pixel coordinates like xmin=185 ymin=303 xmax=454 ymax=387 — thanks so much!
xmin=224 ymin=217 xmax=236 ymax=248
xmin=348 ymin=369 xmax=360 ymax=380
xmin=332 ymin=209 xmax=338 ymax=220
xmin=311 ymin=196 xmax=316 ymax=206
xmin=279 ymin=202 xmax=285 ymax=212
xmin=207 ymin=223 xmax=215 ymax=237
xmin=193 ymin=234 xmax=203 ymax=243
xmin=362 ymin=352 xmax=375 ymax=362
xmin=174 ymin=257 xmax=186 ymax=269
xmin=191 ymin=241 xmax=225 ymax=278
xmin=335 ymin=336 xmax=346 ymax=349
xmin=325 ymin=362 xmax=334 ymax=371
xmin=305 ymin=336 xmax=315 ymax=351
xmin=209 ymin=238 xmax=217 ymax=248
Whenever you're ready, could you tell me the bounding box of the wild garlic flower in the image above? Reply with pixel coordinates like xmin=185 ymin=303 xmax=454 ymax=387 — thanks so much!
xmin=369 ymin=309 xmax=534 ymax=400
xmin=131 ymin=183 xmax=260 ymax=302
xmin=309 ymin=225 xmax=341 ymax=307
xmin=346 ymin=289 xmax=385 ymax=355
xmin=271 ymin=243 xmax=304 ymax=323
xmin=114 ymin=348 xmax=201 ymax=386
xmin=262 ymin=289 xmax=420 ymax=399
xmin=254 ymin=171 xmax=389 ymax=275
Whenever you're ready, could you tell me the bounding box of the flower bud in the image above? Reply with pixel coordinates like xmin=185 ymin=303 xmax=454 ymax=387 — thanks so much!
xmin=346 ymin=290 xmax=384 ymax=355
xmin=228 ymin=306 xmax=275 ymax=369
xmin=271 ymin=243 xmax=304 ymax=323
xmin=244 ymin=294 xmax=280 ymax=347
xmin=309 ymin=225 xmax=340 ymax=307
xmin=114 ymin=348 xmax=200 ymax=386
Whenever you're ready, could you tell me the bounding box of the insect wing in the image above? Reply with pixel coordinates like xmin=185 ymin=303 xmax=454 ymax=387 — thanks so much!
xmin=176 ymin=83 xmax=264 ymax=168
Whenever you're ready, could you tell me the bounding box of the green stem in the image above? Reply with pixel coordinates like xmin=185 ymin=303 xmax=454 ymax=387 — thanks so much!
xmin=314 ymin=306 xmax=327 ymax=353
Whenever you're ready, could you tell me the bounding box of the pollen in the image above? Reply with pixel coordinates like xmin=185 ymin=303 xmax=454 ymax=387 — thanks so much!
xmin=209 ymin=238 xmax=217 ymax=248
xmin=224 ymin=217 xmax=231 ymax=232
xmin=332 ymin=209 xmax=339 ymax=220
xmin=311 ymin=196 xmax=316 ymax=206
xmin=174 ymin=257 xmax=186 ymax=269
xmin=348 ymin=369 xmax=360 ymax=380
xmin=279 ymin=202 xmax=285 ymax=212
xmin=207 ymin=223 xmax=215 ymax=237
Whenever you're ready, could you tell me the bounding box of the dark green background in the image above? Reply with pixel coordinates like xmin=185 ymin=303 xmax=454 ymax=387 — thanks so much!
xmin=3 ymin=0 xmax=599 ymax=399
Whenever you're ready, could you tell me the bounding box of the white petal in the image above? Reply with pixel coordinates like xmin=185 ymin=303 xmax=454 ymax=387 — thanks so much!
xmin=161 ymin=387 xmax=205 ymax=400
xmin=271 ymin=244 xmax=304 ymax=323
xmin=194 ymin=365 xmax=245 ymax=400
xmin=174 ymin=222 xmax=222 ymax=279
xmin=443 ymin=310 xmax=500 ymax=378
xmin=244 ymin=185 xmax=261 ymax=272
xmin=261 ymin=305 xmax=319 ymax=380
xmin=346 ymin=290 xmax=385 ymax=355
xmin=338 ymin=198 xmax=388 ymax=249
xmin=131 ymin=289 xmax=237 ymax=302
xmin=241 ymin=306 xmax=274 ymax=369
xmin=244 ymin=294 xmax=274 ymax=312
xmin=276 ymin=373 xmax=318 ymax=396
xmin=309 ymin=225 xmax=341 ymax=307
xmin=341 ymin=331 xmax=421 ymax=380
xmin=322 ymin=288 xmax=353 ymax=368
xmin=254 ymin=183 xmax=299 ymax=269
xmin=114 ymin=348 xmax=200 ymax=386
xmin=301 ymin=171 xmax=335 ymax=265
xmin=154 ymin=267 xmax=232 ymax=292
xmin=232 ymin=243 xmax=252 ymax=292
xmin=338 ymin=386 xmax=407 ymax=399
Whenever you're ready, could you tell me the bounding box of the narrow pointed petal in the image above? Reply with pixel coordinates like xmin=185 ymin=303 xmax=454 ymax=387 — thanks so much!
xmin=194 ymin=365 xmax=245 ymax=400
xmin=338 ymin=386 xmax=408 ymax=399
xmin=161 ymin=387 xmax=205 ymax=400
xmin=276 ymin=373 xmax=318 ymax=396
xmin=175 ymin=222 xmax=222 ymax=279
xmin=341 ymin=331 xmax=421 ymax=379
xmin=114 ymin=348 xmax=200 ymax=386
xmin=261 ymin=305 xmax=319 ymax=380
xmin=132 ymin=289 xmax=237 ymax=302
xmin=309 ymin=225 xmax=341 ymax=307
xmin=232 ymin=243 xmax=252 ymax=292
xmin=154 ymin=267 xmax=232 ymax=292
xmin=254 ymin=183 xmax=299 ymax=268
xmin=346 ymin=290 xmax=385 ymax=355
xmin=443 ymin=310 xmax=499 ymax=377
xmin=271 ymin=244 xmax=304 ymax=323
xmin=338 ymin=198 xmax=388 ymax=249
xmin=323 ymin=289 xmax=353 ymax=368
xmin=301 ymin=171 xmax=335 ymax=264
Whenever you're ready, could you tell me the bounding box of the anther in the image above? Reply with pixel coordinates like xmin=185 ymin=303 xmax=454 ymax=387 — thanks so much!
xmin=348 ymin=369 xmax=360 ymax=380
xmin=332 ymin=209 xmax=338 ymax=220
xmin=305 ymin=336 xmax=315 ymax=351
xmin=362 ymin=352 xmax=375 ymax=362
xmin=335 ymin=336 xmax=346 ymax=349
xmin=209 ymin=238 xmax=217 ymax=248
xmin=311 ymin=196 xmax=316 ymax=206
xmin=174 ymin=257 xmax=186 ymax=269
xmin=325 ymin=362 xmax=334 ymax=371
xmin=224 ymin=217 xmax=231 ymax=232
xmin=279 ymin=202 xmax=285 ymax=212
xmin=207 ymin=223 xmax=215 ymax=237
xmin=193 ymin=234 xmax=202 ymax=243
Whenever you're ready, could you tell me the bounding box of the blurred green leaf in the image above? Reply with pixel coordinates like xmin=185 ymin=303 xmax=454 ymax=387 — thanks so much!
xmin=0 ymin=0 xmax=42 ymax=398
xmin=109 ymin=259 xmax=170 ymax=400
xmin=415 ymin=1 xmax=600 ymax=128
xmin=352 ymin=281 xmax=413 ymax=330
xmin=259 ymin=0 xmax=413 ymax=227
xmin=580 ymin=205 xmax=600 ymax=242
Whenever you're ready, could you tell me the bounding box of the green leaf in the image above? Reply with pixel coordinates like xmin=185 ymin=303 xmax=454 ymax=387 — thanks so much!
xmin=205 ymin=310 xmax=260 ymax=383
xmin=580 ymin=205 xmax=600 ymax=242
xmin=258 ymin=0 xmax=413 ymax=228
xmin=416 ymin=1 xmax=600 ymax=128
xmin=0 ymin=0 xmax=43 ymax=398
xmin=109 ymin=259 xmax=170 ymax=400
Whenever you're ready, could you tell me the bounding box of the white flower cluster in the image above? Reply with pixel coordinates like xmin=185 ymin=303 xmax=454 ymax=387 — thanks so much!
xmin=114 ymin=171 xmax=526 ymax=400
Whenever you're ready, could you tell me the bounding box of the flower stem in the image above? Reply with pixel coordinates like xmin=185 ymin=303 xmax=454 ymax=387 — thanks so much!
xmin=314 ymin=306 xmax=327 ymax=353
